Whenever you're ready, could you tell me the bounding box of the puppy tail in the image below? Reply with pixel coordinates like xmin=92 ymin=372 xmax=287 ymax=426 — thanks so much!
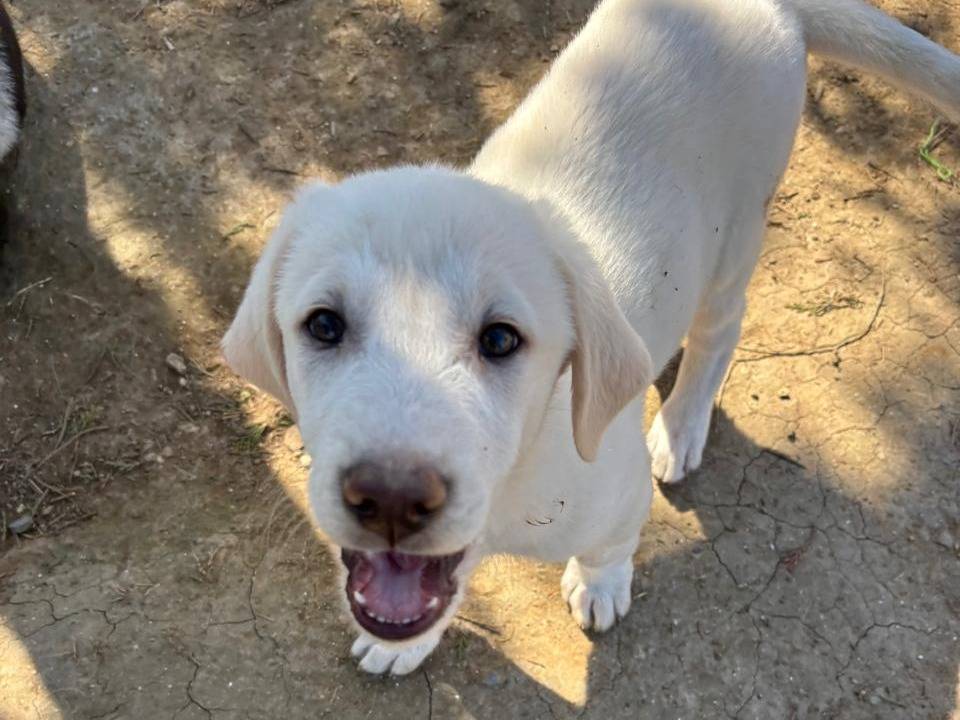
xmin=788 ymin=0 xmax=960 ymax=122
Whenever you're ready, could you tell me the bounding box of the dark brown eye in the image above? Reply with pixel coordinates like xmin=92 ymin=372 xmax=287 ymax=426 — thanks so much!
xmin=479 ymin=323 xmax=521 ymax=359
xmin=305 ymin=309 xmax=346 ymax=345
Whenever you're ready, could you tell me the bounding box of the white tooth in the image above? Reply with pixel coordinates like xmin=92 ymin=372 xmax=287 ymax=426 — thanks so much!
xmin=426 ymin=597 xmax=439 ymax=610
xmin=353 ymin=591 xmax=367 ymax=606
xmin=376 ymin=615 xmax=387 ymax=623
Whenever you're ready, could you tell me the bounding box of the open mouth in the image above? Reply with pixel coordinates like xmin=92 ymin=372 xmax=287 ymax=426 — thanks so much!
xmin=341 ymin=548 xmax=465 ymax=641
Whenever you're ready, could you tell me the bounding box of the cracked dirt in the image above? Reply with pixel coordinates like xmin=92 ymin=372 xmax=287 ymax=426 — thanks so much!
xmin=1 ymin=0 xmax=958 ymax=718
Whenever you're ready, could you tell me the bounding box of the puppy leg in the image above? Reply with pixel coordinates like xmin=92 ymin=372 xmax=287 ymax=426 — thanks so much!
xmin=561 ymin=538 xmax=638 ymax=631
xmin=647 ymin=298 xmax=743 ymax=482
xmin=648 ymin=213 xmax=766 ymax=483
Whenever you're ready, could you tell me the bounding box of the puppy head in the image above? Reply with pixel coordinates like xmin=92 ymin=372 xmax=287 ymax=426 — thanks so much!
xmin=223 ymin=166 xmax=652 ymax=640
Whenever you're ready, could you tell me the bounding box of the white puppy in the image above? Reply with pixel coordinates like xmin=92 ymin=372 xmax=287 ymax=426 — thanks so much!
xmin=224 ymin=0 xmax=960 ymax=675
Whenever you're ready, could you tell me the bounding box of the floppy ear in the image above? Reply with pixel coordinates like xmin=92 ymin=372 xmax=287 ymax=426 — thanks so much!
xmin=547 ymin=216 xmax=654 ymax=462
xmin=221 ymin=222 xmax=298 ymax=416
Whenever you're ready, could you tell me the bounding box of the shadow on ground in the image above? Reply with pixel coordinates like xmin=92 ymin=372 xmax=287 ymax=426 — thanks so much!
xmin=1 ymin=0 xmax=958 ymax=718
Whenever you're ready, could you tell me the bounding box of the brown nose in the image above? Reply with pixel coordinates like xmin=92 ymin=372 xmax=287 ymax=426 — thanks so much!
xmin=340 ymin=459 xmax=448 ymax=545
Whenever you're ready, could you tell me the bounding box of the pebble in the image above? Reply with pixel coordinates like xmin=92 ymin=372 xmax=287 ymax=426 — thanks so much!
xmin=283 ymin=425 xmax=303 ymax=452
xmin=299 ymin=454 xmax=312 ymax=468
xmin=938 ymin=529 xmax=954 ymax=548
xmin=8 ymin=514 xmax=34 ymax=534
xmin=482 ymin=672 xmax=505 ymax=688
xmin=165 ymin=352 xmax=188 ymax=376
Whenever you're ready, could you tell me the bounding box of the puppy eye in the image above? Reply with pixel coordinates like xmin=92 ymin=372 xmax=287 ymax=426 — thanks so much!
xmin=305 ymin=309 xmax=346 ymax=345
xmin=479 ymin=323 xmax=522 ymax=360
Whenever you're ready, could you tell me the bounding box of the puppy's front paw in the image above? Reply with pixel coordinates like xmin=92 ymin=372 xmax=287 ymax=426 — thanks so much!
xmin=350 ymin=632 xmax=440 ymax=676
xmin=647 ymin=407 xmax=709 ymax=483
xmin=561 ymin=556 xmax=633 ymax=632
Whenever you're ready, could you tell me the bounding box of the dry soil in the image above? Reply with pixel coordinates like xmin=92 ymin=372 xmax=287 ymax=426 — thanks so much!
xmin=1 ymin=1 xmax=959 ymax=718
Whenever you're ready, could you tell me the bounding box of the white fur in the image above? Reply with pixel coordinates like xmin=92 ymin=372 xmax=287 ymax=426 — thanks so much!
xmin=0 ymin=42 xmax=18 ymax=160
xmin=224 ymin=0 xmax=960 ymax=674
xmin=351 ymin=629 xmax=444 ymax=676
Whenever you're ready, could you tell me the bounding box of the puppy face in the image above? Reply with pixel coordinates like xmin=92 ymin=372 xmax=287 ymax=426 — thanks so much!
xmin=282 ymin=169 xmax=573 ymax=551
xmin=223 ymin=167 xmax=651 ymax=641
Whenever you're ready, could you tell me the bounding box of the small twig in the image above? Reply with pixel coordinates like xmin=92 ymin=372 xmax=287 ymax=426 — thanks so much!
xmin=262 ymin=165 xmax=301 ymax=176
xmin=26 ymin=475 xmax=45 ymax=495
xmin=455 ymin=614 xmax=501 ymax=636
xmin=30 ymin=425 xmax=110 ymax=472
xmin=102 ymin=459 xmax=144 ymax=475
xmin=223 ymin=222 xmax=256 ymax=240
xmin=867 ymin=161 xmax=897 ymax=182
xmin=84 ymin=349 xmax=109 ymax=386
xmin=172 ymin=402 xmax=196 ymax=423
xmin=65 ymin=292 xmax=104 ymax=314
xmin=30 ymin=489 xmax=49 ymax=516
xmin=761 ymin=448 xmax=806 ymax=470
xmin=56 ymin=399 xmax=75 ymax=448
xmin=737 ymin=275 xmax=885 ymax=362
xmin=67 ymin=442 xmax=82 ymax=482
xmin=49 ymin=357 xmax=64 ymax=400
xmin=5 ymin=276 xmax=52 ymax=306
xmin=57 ymin=511 xmax=97 ymax=531
xmin=842 ymin=187 xmax=882 ymax=203
xmin=187 ymin=355 xmax=217 ymax=378
xmin=237 ymin=123 xmax=259 ymax=146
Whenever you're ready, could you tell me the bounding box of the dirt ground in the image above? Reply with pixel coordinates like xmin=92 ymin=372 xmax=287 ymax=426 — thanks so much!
xmin=0 ymin=0 xmax=958 ymax=718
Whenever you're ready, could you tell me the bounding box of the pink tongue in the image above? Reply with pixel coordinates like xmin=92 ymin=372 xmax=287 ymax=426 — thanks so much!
xmin=359 ymin=552 xmax=429 ymax=621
